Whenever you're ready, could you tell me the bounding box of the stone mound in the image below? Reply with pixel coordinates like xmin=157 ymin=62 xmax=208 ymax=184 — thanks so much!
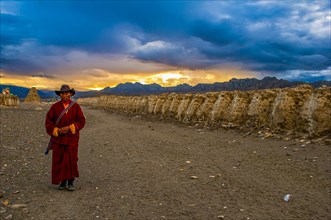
xmin=24 ymin=87 xmax=41 ymax=103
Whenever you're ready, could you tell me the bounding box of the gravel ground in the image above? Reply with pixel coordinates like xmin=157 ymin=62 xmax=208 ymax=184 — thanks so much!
xmin=0 ymin=104 xmax=330 ymax=220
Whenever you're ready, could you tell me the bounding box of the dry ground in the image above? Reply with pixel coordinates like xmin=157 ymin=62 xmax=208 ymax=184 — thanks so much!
xmin=0 ymin=104 xmax=330 ymax=220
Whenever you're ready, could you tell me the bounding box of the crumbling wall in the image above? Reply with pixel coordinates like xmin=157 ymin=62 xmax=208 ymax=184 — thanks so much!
xmin=78 ymin=85 xmax=331 ymax=137
xmin=0 ymin=94 xmax=20 ymax=107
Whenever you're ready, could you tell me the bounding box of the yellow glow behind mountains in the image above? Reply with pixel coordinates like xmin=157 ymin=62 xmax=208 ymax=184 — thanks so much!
xmin=1 ymin=68 xmax=254 ymax=91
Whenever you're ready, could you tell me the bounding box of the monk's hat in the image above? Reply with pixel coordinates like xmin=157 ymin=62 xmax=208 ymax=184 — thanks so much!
xmin=55 ymin=84 xmax=75 ymax=96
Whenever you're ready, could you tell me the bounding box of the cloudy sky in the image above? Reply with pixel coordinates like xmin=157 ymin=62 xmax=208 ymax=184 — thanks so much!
xmin=1 ymin=0 xmax=330 ymax=91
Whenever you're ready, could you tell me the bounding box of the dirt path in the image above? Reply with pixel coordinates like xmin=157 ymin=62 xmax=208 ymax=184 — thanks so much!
xmin=1 ymin=106 xmax=330 ymax=219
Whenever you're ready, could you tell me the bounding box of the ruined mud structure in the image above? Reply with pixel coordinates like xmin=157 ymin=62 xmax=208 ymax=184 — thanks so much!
xmin=0 ymin=88 xmax=19 ymax=107
xmin=0 ymin=94 xmax=19 ymax=107
xmin=24 ymin=87 xmax=41 ymax=103
xmin=78 ymin=85 xmax=331 ymax=137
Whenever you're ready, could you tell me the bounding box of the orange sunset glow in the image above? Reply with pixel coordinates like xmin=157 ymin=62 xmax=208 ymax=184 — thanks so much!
xmin=1 ymin=68 xmax=255 ymax=91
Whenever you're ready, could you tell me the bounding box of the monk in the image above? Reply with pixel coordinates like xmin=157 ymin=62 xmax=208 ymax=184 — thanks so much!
xmin=45 ymin=85 xmax=86 ymax=191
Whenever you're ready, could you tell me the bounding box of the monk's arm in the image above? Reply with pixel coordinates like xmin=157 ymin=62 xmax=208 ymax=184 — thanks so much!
xmin=72 ymin=104 xmax=86 ymax=133
xmin=45 ymin=106 xmax=59 ymax=137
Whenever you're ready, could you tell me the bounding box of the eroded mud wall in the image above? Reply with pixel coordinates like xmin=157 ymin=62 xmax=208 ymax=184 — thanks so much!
xmin=78 ymin=85 xmax=331 ymax=137
xmin=0 ymin=94 xmax=20 ymax=107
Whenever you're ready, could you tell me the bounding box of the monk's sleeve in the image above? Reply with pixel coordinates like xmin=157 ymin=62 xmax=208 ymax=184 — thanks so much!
xmin=73 ymin=104 xmax=86 ymax=131
xmin=45 ymin=105 xmax=58 ymax=137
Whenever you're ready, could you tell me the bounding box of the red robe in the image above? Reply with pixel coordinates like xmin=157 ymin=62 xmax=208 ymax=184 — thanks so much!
xmin=45 ymin=100 xmax=86 ymax=184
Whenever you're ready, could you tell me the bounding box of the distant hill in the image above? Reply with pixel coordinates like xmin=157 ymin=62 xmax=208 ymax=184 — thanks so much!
xmin=102 ymin=82 xmax=163 ymax=95
xmin=0 ymin=85 xmax=55 ymax=100
xmin=3 ymin=77 xmax=331 ymax=99
xmin=192 ymin=77 xmax=302 ymax=92
xmin=86 ymin=77 xmax=331 ymax=97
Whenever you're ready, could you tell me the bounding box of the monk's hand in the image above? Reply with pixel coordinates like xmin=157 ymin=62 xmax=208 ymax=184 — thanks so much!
xmin=62 ymin=126 xmax=70 ymax=133
xmin=59 ymin=126 xmax=70 ymax=134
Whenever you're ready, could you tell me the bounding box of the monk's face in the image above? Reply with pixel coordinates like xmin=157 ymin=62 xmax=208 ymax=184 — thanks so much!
xmin=60 ymin=91 xmax=71 ymax=102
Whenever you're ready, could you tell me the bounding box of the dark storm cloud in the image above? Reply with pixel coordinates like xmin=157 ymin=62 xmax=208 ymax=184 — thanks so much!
xmin=14 ymin=1 xmax=191 ymax=51
xmin=191 ymin=20 xmax=244 ymax=47
xmin=31 ymin=73 xmax=56 ymax=78
xmin=1 ymin=0 xmax=330 ymax=81
xmin=0 ymin=12 xmax=34 ymax=51
xmin=0 ymin=58 xmax=45 ymax=74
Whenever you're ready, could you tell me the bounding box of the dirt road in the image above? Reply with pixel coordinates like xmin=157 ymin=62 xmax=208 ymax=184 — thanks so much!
xmin=1 ymin=105 xmax=330 ymax=219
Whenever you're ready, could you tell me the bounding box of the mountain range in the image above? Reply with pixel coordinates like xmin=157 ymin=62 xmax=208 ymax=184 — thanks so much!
xmin=2 ymin=77 xmax=330 ymax=99
xmin=79 ymin=77 xmax=331 ymax=97
xmin=0 ymin=84 xmax=54 ymax=99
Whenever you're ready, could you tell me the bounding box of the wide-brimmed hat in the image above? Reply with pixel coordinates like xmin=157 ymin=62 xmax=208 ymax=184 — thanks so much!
xmin=55 ymin=84 xmax=75 ymax=96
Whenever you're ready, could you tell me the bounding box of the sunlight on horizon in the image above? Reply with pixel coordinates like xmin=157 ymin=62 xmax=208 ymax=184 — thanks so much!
xmin=1 ymin=68 xmax=255 ymax=91
xmin=141 ymin=71 xmax=190 ymax=86
xmin=88 ymin=87 xmax=104 ymax=91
